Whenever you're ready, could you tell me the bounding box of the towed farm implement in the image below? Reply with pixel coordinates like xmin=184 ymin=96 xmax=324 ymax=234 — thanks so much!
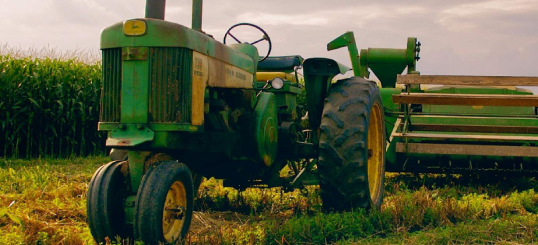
xmin=87 ymin=0 xmax=538 ymax=244
xmin=389 ymin=75 xmax=538 ymax=174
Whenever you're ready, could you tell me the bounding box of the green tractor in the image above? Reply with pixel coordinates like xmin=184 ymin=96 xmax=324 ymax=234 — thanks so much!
xmin=88 ymin=0 xmax=538 ymax=244
xmin=88 ymin=0 xmax=394 ymax=244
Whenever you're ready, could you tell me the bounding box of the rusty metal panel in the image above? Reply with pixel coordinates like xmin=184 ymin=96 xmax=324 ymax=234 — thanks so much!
xmin=392 ymin=93 xmax=538 ymax=106
xmin=100 ymin=48 xmax=122 ymax=122
xmin=148 ymin=47 xmax=192 ymax=124
xmin=122 ymin=47 xmax=148 ymax=61
xmin=192 ymin=51 xmax=208 ymax=126
xmin=397 ymin=74 xmax=538 ymax=86
xmin=396 ymin=142 xmax=538 ymax=157
xmin=206 ymin=54 xmax=253 ymax=89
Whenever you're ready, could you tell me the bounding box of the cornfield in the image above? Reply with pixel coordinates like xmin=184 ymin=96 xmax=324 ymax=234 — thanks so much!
xmin=0 ymin=52 xmax=105 ymax=158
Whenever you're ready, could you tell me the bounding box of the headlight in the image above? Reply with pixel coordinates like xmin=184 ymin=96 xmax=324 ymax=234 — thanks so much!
xmin=271 ymin=77 xmax=284 ymax=89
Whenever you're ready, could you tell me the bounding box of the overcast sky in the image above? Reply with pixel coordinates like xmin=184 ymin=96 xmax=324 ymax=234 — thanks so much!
xmin=1 ymin=0 xmax=538 ymax=78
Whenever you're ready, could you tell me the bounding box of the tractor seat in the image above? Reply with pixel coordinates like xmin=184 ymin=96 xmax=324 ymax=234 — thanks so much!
xmin=257 ymin=55 xmax=304 ymax=72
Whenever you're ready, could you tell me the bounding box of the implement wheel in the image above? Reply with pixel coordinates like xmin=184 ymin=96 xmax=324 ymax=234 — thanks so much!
xmin=87 ymin=161 xmax=131 ymax=243
xmin=134 ymin=161 xmax=194 ymax=244
xmin=318 ymin=77 xmax=386 ymax=211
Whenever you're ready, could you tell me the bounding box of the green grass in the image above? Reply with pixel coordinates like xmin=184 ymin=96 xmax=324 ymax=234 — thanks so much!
xmin=353 ymin=214 xmax=538 ymax=244
xmin=1 ymin=157 xmax=538 ymax=244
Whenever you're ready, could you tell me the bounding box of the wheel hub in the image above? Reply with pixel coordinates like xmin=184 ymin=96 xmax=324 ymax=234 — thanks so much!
xmin=162 ymin=181 xmax=187 ymax=243
xmin=165 ymin=206 xmax=185 ymax=220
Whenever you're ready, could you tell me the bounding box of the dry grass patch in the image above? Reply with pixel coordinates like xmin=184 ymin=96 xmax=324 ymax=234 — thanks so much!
xmin=2 ymin=158 xmax=538 ymax=245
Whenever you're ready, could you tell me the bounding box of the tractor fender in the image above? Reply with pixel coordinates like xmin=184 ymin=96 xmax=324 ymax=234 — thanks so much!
xmin=251 ymin=92 xmax=278 ymax=166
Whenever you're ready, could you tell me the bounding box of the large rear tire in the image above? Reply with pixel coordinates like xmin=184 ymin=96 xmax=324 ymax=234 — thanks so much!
xmin=87 ymin=161 xmax=132 ymax=243
xmin=134 ymin=161 xmax=194 ymax=244
xmin=318 ymin=77 xmax=386 ymax=211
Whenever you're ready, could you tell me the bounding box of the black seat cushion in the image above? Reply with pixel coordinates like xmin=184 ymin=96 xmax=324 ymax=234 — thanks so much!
xmin=257 ymin=55 xmax=304 ymax=72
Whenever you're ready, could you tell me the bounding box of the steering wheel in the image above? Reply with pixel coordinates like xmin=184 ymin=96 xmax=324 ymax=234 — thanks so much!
xmin=223 ymin=23 xmax=272 ymax=62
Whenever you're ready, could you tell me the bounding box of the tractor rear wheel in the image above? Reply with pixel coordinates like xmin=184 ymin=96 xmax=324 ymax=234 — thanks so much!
xmin=318 ymin=77 xmax=386 ymax=211
xmin=87 ymin=161 xmax=131 ymax=243
xmin=134 ymin=161 xmax=194 ymax=244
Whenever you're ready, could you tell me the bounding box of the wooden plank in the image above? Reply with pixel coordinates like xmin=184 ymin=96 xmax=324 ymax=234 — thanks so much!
xmin=392 ymin=93 xmax=538 ymax=106
xmin=387 ymin=118 xmax=402 ymax=151
xmin=391 ymin=132 xmax=538 ymax=142
xmin=410 ymin=115 xmax=538 ymax=124
xmin=396 ymin=142 xmax=538 ymax=157
xmin=411 ymin=124 xmax=538 ymax=134
xmin=397 ymin=74 xmax=538 ymax=86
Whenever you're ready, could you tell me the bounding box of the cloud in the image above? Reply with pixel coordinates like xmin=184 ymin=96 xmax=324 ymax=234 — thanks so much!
xmin=437 ymin=0 xmax=538 ymax=31
xmin=443 ymin=0 xmax=537 ymax=16
xmin=236 ymin=13 xmax=328 ymax=26
xmin=1 ymin=0 xmax=537 ymax=78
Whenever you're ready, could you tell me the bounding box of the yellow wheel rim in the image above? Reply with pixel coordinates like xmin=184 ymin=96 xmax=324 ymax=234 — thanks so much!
xmin=162 ymin=181 xmax=187 ymax=243
xmin=367 ymin=103 xmax=384 ymax=203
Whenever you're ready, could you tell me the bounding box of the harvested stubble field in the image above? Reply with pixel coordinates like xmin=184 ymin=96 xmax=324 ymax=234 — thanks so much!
xmin=1 ymin=157 xmax=538 ymax=245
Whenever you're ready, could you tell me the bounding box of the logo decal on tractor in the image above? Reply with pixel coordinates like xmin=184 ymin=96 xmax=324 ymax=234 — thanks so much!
xmin=123 ymin=20 xmax=147 ymax=36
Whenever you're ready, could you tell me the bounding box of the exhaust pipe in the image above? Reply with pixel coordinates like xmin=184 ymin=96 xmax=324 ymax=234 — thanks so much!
xmin=192 ymin=0 xmax=203 ymax=31
xmin=145 ymin=0 xmax=166 ymax=20
xmin=145 ymin=0 xmax=203 ymax=31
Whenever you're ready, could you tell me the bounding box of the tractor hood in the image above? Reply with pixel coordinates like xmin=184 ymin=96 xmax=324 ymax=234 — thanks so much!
xmin=100 ymin=19 xmax=256 ymax=74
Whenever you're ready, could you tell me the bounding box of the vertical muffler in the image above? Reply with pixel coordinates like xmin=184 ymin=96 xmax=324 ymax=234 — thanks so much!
xmin=145 ymin=0 xmax=203 ymax=31
xmin=145 ymin=0 xmax=166 ymax=20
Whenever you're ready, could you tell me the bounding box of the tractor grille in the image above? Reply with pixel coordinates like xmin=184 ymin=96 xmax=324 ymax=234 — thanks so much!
xmin=148 ymin=47 xmax=192 ymax=124
xmin=99 ymin=47 xmax=193 ymax=124
xmin=100 ymin=48 xmax=122 ymax=122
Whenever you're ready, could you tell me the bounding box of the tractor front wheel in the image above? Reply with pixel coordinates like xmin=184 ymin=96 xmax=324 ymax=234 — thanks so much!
xmin=87 ymin=161 xmax=132 ymax=243
xmin=134 ymin=161 xmax=194 ymax=244
xmin=318 ymin=77 xmax=386 ymax=211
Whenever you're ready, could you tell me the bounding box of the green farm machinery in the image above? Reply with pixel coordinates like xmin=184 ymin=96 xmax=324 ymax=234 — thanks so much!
xmin=87 ymin=0 xmax=538 ymax=244
xmin=388 ymin=75 xmax=538 ymax=174
xmin=341 ymin=33 xmax=538 ymax=175
xmin=88 ymin=0 xmax=387 ymax=243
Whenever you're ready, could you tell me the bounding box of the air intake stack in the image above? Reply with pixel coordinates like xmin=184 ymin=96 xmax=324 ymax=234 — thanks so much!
xmin=145 ymin=0 xmax=203 ymax=31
